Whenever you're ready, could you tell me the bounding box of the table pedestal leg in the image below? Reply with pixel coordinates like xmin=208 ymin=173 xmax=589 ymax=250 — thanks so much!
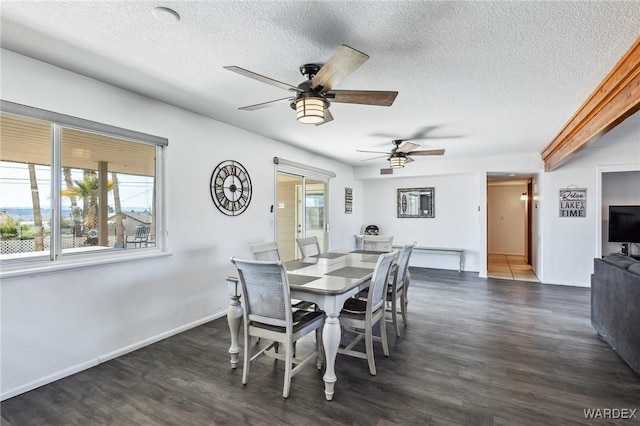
xmin=227 ymin=293 xmax=242 ymax=369
xmin=322 ymin=313 xmax=341 ymax=400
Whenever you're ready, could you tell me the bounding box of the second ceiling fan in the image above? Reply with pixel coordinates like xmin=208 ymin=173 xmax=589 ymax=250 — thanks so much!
xmin=358 ymin=139 xmax=445 ymax=169
xmin=224 ymin=45 xmax=398 ymax=125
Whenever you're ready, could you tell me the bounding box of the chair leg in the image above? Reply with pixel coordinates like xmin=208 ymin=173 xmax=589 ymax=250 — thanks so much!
xmin=400 ymin=291 xmax=408 ymax=326
xmin=380 ymin=317 xmax=390 ymax=357
xmin=391 ymin=295 xmax=400 ymax=337
xmin=242 ymin=328 xmax=251 ymax=385
xmin=283 ymin=340 xmax=293 ymax=398
xmin=365 ymin=325 xmax=376 ymax=375
xmin=315 ymin=326 xmax=324 ymax=369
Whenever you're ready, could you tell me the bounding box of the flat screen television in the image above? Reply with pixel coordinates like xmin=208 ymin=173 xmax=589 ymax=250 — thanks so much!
xmin=608 ymin=205 xmax=640 ymax=243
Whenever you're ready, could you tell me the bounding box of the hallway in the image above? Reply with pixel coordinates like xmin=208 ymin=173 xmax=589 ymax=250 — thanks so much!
xmin=488 ymin=253 xmax=539 ymax=282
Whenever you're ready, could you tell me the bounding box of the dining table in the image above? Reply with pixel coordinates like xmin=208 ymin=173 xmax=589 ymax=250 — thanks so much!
xmin=226 ymin=249 xmax=387 ymax=400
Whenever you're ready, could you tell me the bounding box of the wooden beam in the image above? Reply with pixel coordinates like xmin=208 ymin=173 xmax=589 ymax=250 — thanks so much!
xmin=541 ymin=37 xmax=640 ymax=171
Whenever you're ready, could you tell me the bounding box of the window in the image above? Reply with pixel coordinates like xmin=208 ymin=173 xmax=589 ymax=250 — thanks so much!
xmin=0 ymin=101 xmax=167 ymax=271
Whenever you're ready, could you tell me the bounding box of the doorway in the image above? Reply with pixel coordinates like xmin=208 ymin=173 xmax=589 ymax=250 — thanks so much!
xmin=486 ymin=176 xmax=539 ymax=282
xmin=276 ymin=173 xmax=328 ymax=261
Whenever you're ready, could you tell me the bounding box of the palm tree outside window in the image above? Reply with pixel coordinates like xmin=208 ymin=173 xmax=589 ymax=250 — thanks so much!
xmin=0 ymin=101 xmax=166 ymax=269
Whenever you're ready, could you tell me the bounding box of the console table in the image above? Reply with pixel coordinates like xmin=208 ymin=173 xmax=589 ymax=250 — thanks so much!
xmin=392 ymin=245 xmax=464 ymax=273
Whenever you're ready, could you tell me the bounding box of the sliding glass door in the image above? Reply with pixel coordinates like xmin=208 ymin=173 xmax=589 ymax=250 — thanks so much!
xmin=276 ymin=173 xmax=328 ymax=261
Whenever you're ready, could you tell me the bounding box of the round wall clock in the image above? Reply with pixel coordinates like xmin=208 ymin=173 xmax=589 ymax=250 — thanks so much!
xmin=210 ymin=160 xmax=252 ymax=216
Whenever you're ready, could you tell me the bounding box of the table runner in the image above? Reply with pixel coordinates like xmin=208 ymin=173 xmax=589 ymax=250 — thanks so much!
xmin=350 ymin=250 xmax=386 ymax=255
xmin=324 ymin=266 xmax=373 ymax=279
xmin=285 ymin=261 xmax=315 ymax=271
xmin=313 ymin=252 xmax=347 ymax=259
xmin=287 ymin=274 xmax=320 ymax=285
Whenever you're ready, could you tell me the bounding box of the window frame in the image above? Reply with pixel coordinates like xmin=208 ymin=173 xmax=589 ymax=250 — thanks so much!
xmin=0 ymin=100 xmax=169 ymax=277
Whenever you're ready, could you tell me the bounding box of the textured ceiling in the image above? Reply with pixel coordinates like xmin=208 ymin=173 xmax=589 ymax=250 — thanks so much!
xmin=1 ymin=1 xmax=639 ymax=168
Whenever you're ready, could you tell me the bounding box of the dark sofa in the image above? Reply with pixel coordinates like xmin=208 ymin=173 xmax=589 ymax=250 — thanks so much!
xmin=591 ymin=254 xmax=640 ymax=376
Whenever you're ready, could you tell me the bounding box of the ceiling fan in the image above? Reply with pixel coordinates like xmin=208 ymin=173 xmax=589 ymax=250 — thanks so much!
xmin=224 ymin=45 xmax=398 ymax=125
xmin=357 ymin=139 xmax=445 ymax=171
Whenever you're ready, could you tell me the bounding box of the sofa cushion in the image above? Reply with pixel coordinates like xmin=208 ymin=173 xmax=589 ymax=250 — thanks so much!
xmin=603 ymin=254 xmax=637 ymax=269
xmin=628 ymin=262 xmax=640 ymax=276
xmin=592 ymin=257 xmax=640 ymax=376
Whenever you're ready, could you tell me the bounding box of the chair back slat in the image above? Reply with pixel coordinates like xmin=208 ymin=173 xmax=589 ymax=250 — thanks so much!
xmin=395 ymin=242 xmax=416 ymax=287
xmin=249 ymin=242 xmax=281 ymax=261
xmin=296 ymin=236 xmax=321 ymax=257
xmin=362 ymin=235 xmax=394 ymax=252
xmin=368 ymin=250 xmax=398 ymax=312
xmin=231 ymin=259 xmax=291 ymax=327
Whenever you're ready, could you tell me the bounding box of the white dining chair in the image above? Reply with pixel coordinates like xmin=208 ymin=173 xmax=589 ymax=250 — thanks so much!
xmin=230 ymin=258 xmax=325 ymax=398
xmin=338 ymin=250 xmax=398 ymax=375
xmin=249 ymin=241 xmax=281 ymax=261
xmin=248 ymin=241 xmax=316 ymax=311
xmin=296 ymin=236 xmax=321 ymax=257
xmin=386 ymin=242 xmax=416 ymax=336
xmin=362 ymin=235 xmax=394 ymax=252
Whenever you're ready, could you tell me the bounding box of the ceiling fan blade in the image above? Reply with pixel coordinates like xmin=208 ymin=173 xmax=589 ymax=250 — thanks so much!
xmin=370 ymin=126 xmax=461 ymax=140
xmin=402 ymin=126 xmax=463 ymax=140
xmin=310 ymin=45 xmax=369 ymax=92
xmin=224 ymin=66 xmax=302 ymax=93
xmin=407 ymin=149 xmax=446 ymax=156
xmin=397 ymin=142 xmax=421 ymax=153
xmin=356 ymin=149 xmax=392 ymax=154
xmin=405 ymin=156 xmax=415 ymax=163
xmin=238 ymin=97 xmax=293 ymax=111
xmin=406 ymin=126 xmax=438 ymax=140
xmin=328 ymin=90 xmax=398 ymax=106
xmin=361 ymin=155 xmax=389 ymax=161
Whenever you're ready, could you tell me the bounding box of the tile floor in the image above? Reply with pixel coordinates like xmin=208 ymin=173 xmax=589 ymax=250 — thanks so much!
xmin=487 ymin=253 xmax=539 ymax=282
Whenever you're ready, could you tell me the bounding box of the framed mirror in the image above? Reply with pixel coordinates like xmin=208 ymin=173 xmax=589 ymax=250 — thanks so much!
xmin=397 ymin=187 xmax=435 ymax=218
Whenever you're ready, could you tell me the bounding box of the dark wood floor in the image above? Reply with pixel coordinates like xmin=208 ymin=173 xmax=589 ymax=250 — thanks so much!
xmin=3 ymin=269 xmax=640 ymax=425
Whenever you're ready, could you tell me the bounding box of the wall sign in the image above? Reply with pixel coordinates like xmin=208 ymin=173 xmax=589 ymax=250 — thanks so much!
xmin=345 ymin=187 xmax=353 ymax=214
xmin=559 ymin=187 xmax=586 ymax=218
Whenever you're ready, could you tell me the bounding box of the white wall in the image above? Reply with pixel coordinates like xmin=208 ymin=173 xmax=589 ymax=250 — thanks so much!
xmin=539 ymin=112 xmax=640 ymax=286
xmin=357 ymin=150 xmax=544 ymax=276
xmin=357 ymin=112 xmax=639 ymax=285
xmin=531 ymin=172 xmax=543 ymax=278
xmin=362 ymin=172 xmax=484 ymax=272
xmin=601 ymin=171 xmax=640 ymax=255
xmin=487 ymin=184 xmax=527 ymax=255
xmin=0 ymin=50 xmax=363 ymax=399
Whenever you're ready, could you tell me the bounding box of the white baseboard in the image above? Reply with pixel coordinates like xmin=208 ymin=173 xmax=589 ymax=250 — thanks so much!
xmin=540 ymin=280 xmax=590 ymax=288
xmin=1 ymin=359 xmax=99 ymax=401
xmin=1 ymin=311 xmax=227 ymax=401
xmin=98 ymin=312 xmax=223 ymax=363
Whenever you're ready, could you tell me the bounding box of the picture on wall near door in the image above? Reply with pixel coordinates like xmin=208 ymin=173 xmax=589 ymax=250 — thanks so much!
xmin=345 ymin=187 xmax=353 ymax=214
xmin=559 ymin=187 xmax=586 ymax=217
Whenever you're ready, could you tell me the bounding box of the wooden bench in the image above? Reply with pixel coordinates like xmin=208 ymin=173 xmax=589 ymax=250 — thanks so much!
xmin=392 ymin=245 xmax=464 ymax=273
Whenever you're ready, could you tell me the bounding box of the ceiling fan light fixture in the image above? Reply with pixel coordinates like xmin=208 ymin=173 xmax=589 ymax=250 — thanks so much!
xmin=296 ymin=97 xmax=326 ymax=125
xmin=389 ymin=155 xmax=406 ymax=168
